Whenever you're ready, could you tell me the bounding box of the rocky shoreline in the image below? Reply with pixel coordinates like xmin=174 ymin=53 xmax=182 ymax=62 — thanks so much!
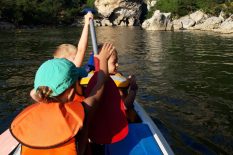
xmin=142 ymin=10 xmax=233 ymax=34
xmin=1 ymin=0 xmax=232 ymax=34
xmin=93 ymin=0 xmax=233 ymax=34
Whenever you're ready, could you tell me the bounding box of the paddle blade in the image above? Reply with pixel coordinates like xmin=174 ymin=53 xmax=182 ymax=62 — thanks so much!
xmin=85 ymin=72 xmax=128 ymax=144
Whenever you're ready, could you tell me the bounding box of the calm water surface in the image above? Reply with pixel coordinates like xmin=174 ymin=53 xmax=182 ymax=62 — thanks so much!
xmin=0 ymin=27 xmax=232 ymax=154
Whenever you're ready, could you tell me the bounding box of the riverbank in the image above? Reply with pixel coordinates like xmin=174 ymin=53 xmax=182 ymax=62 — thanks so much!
xmin=1 ymin=0 xmax=232 ymax=34
xmin=142 ymin=10 xmax=233 ymax=34
xmin=0 ymin=19 xmax=84 ymax=30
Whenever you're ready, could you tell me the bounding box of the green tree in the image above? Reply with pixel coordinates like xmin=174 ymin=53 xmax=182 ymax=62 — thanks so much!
xmin=0 ymin=0 xmax=85 ymax=25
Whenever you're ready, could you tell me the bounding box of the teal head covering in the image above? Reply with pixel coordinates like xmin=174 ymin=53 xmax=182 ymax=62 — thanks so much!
xmin=34 ymin=58 xmax=87 ymax=97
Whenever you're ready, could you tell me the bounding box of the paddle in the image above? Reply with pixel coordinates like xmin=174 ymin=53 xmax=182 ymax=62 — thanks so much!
xmin=83 ymin=8 xmax=128 ymax=144
xmin=82 ymin=8 xmax=99 ymax=71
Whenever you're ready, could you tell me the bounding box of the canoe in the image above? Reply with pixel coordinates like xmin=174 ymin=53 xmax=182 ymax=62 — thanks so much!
xmin=105 ymin=101 xmax=174 ymax=155
xmin=0 ymin=101 xmax=174 ymax=155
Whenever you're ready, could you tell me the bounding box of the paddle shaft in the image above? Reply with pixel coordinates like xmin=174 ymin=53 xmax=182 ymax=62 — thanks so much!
xmin=89 ymin=19 xmax=98 ymax=55
xmin=89 ymin=17 xmax=100 ymax=71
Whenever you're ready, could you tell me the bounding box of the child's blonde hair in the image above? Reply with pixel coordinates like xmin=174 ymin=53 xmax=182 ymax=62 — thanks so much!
xmin=53 ymin=44 xmax=77 ymax=61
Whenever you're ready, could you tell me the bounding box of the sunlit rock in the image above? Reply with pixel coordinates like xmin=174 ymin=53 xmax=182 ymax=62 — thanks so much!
xmin=172 ymin=19 xmax=183 ymax=30
xmin=192 ymin=16 xmax=223 ymax=30
xmin=95 ymin=0 xmax=143 ymax=26
xmin=214 ymin=15 xmax=233 ymax=34
xmin=142 ymin=10 xmax=172 ymax=30
xmin=179 ymin=16 xmax=195 ymax=29
xmin=190 ymin=10 xmax=208 ymax=24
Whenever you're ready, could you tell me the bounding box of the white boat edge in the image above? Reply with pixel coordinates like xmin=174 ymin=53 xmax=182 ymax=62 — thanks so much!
xmin=133 ymin=101 xmax=174 ymax=155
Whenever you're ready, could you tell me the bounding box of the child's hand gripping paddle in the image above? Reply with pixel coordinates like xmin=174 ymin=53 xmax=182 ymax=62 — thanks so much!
xmin=83 ymin=8 xmax=128 ymax=144
xmin=82 ymin=8 xmax=99 ymax=71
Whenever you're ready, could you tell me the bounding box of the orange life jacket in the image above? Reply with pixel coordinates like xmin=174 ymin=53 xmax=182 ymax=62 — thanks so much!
xmin=21 ymin=138 xmax=77 ymax=155
xmin=10 ymin=94 xmax=85 ymax=155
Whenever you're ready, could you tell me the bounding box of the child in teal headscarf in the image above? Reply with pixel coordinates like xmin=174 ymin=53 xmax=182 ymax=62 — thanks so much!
xmin=11 ymin=43 xmax=115 ymax=155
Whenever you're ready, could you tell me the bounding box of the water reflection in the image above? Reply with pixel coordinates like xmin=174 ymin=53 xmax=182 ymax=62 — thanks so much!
xmin=0 ymin=27 xmax=233 ymax=154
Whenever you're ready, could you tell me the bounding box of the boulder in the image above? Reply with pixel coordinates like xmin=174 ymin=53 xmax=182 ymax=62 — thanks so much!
xmin=190 ymin=10 xmax=208 ymax=24
xmin=172 ymin=19 xmax=183 ymax=30
xmin=192 ymin=16 xmax=223 ymax=30
xmin=142 ymin=10 xmax=172 ymax=30
xmin=178 ymin=16 xmax=196 ymax=29
xmin=214 ymin=15 xmax=233 ymax=34
xmin=172 ymin=11 xmax=208 ymax=30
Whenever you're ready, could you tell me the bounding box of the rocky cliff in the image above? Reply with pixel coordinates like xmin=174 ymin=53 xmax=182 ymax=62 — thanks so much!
xmin=94 ymin=0 xmax=144 ymax=26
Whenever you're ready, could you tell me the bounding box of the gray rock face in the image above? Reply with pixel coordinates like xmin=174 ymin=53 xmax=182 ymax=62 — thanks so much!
xmin=95 ymin=0 xmax=143 ymax=26
xmin=142 ymin=10 xmax=172 ymax=30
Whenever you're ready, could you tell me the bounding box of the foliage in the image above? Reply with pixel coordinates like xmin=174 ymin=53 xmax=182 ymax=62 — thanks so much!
xmin=148 ymin=0 xmax=233 ymax=18
xmin=1 ymin=0 xmax=232 ymax=25
xmin=86 ymin=0 xmax=95 ymax=8
xmin=0 ymin=0 xmax=85 ymax=25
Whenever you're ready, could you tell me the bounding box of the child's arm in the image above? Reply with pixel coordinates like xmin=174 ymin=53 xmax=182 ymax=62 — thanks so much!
xmin=83 ymin=43 xmax=115 ymax=109
xmin=122 ymin=75 xmax=138 ymax=109
xmin=74 ymin=12 xmax=93 ymax=67
xmin=77 ymin=43 xmax=114 ymax=155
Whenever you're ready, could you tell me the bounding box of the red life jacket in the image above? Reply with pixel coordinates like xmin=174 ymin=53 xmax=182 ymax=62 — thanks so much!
xmin=10 ymin=94 xmax=85 ymax=155
xmin=85 ymin=73 xmax=128 ymax=144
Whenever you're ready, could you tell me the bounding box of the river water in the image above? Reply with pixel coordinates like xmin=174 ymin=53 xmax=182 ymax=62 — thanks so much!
xmin=0 ymin=27 xmax=232 ymax=154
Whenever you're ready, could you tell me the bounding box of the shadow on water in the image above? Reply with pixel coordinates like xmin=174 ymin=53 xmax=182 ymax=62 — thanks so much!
xmin=0 ymin=27 xmax=233 ymax=154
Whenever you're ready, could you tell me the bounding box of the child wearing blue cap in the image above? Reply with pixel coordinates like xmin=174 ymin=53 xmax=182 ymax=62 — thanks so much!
xmin=87 ymin=45 xmax=139 ymax=122
xmin=10 ymin=43 xmax=115 ymax=155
